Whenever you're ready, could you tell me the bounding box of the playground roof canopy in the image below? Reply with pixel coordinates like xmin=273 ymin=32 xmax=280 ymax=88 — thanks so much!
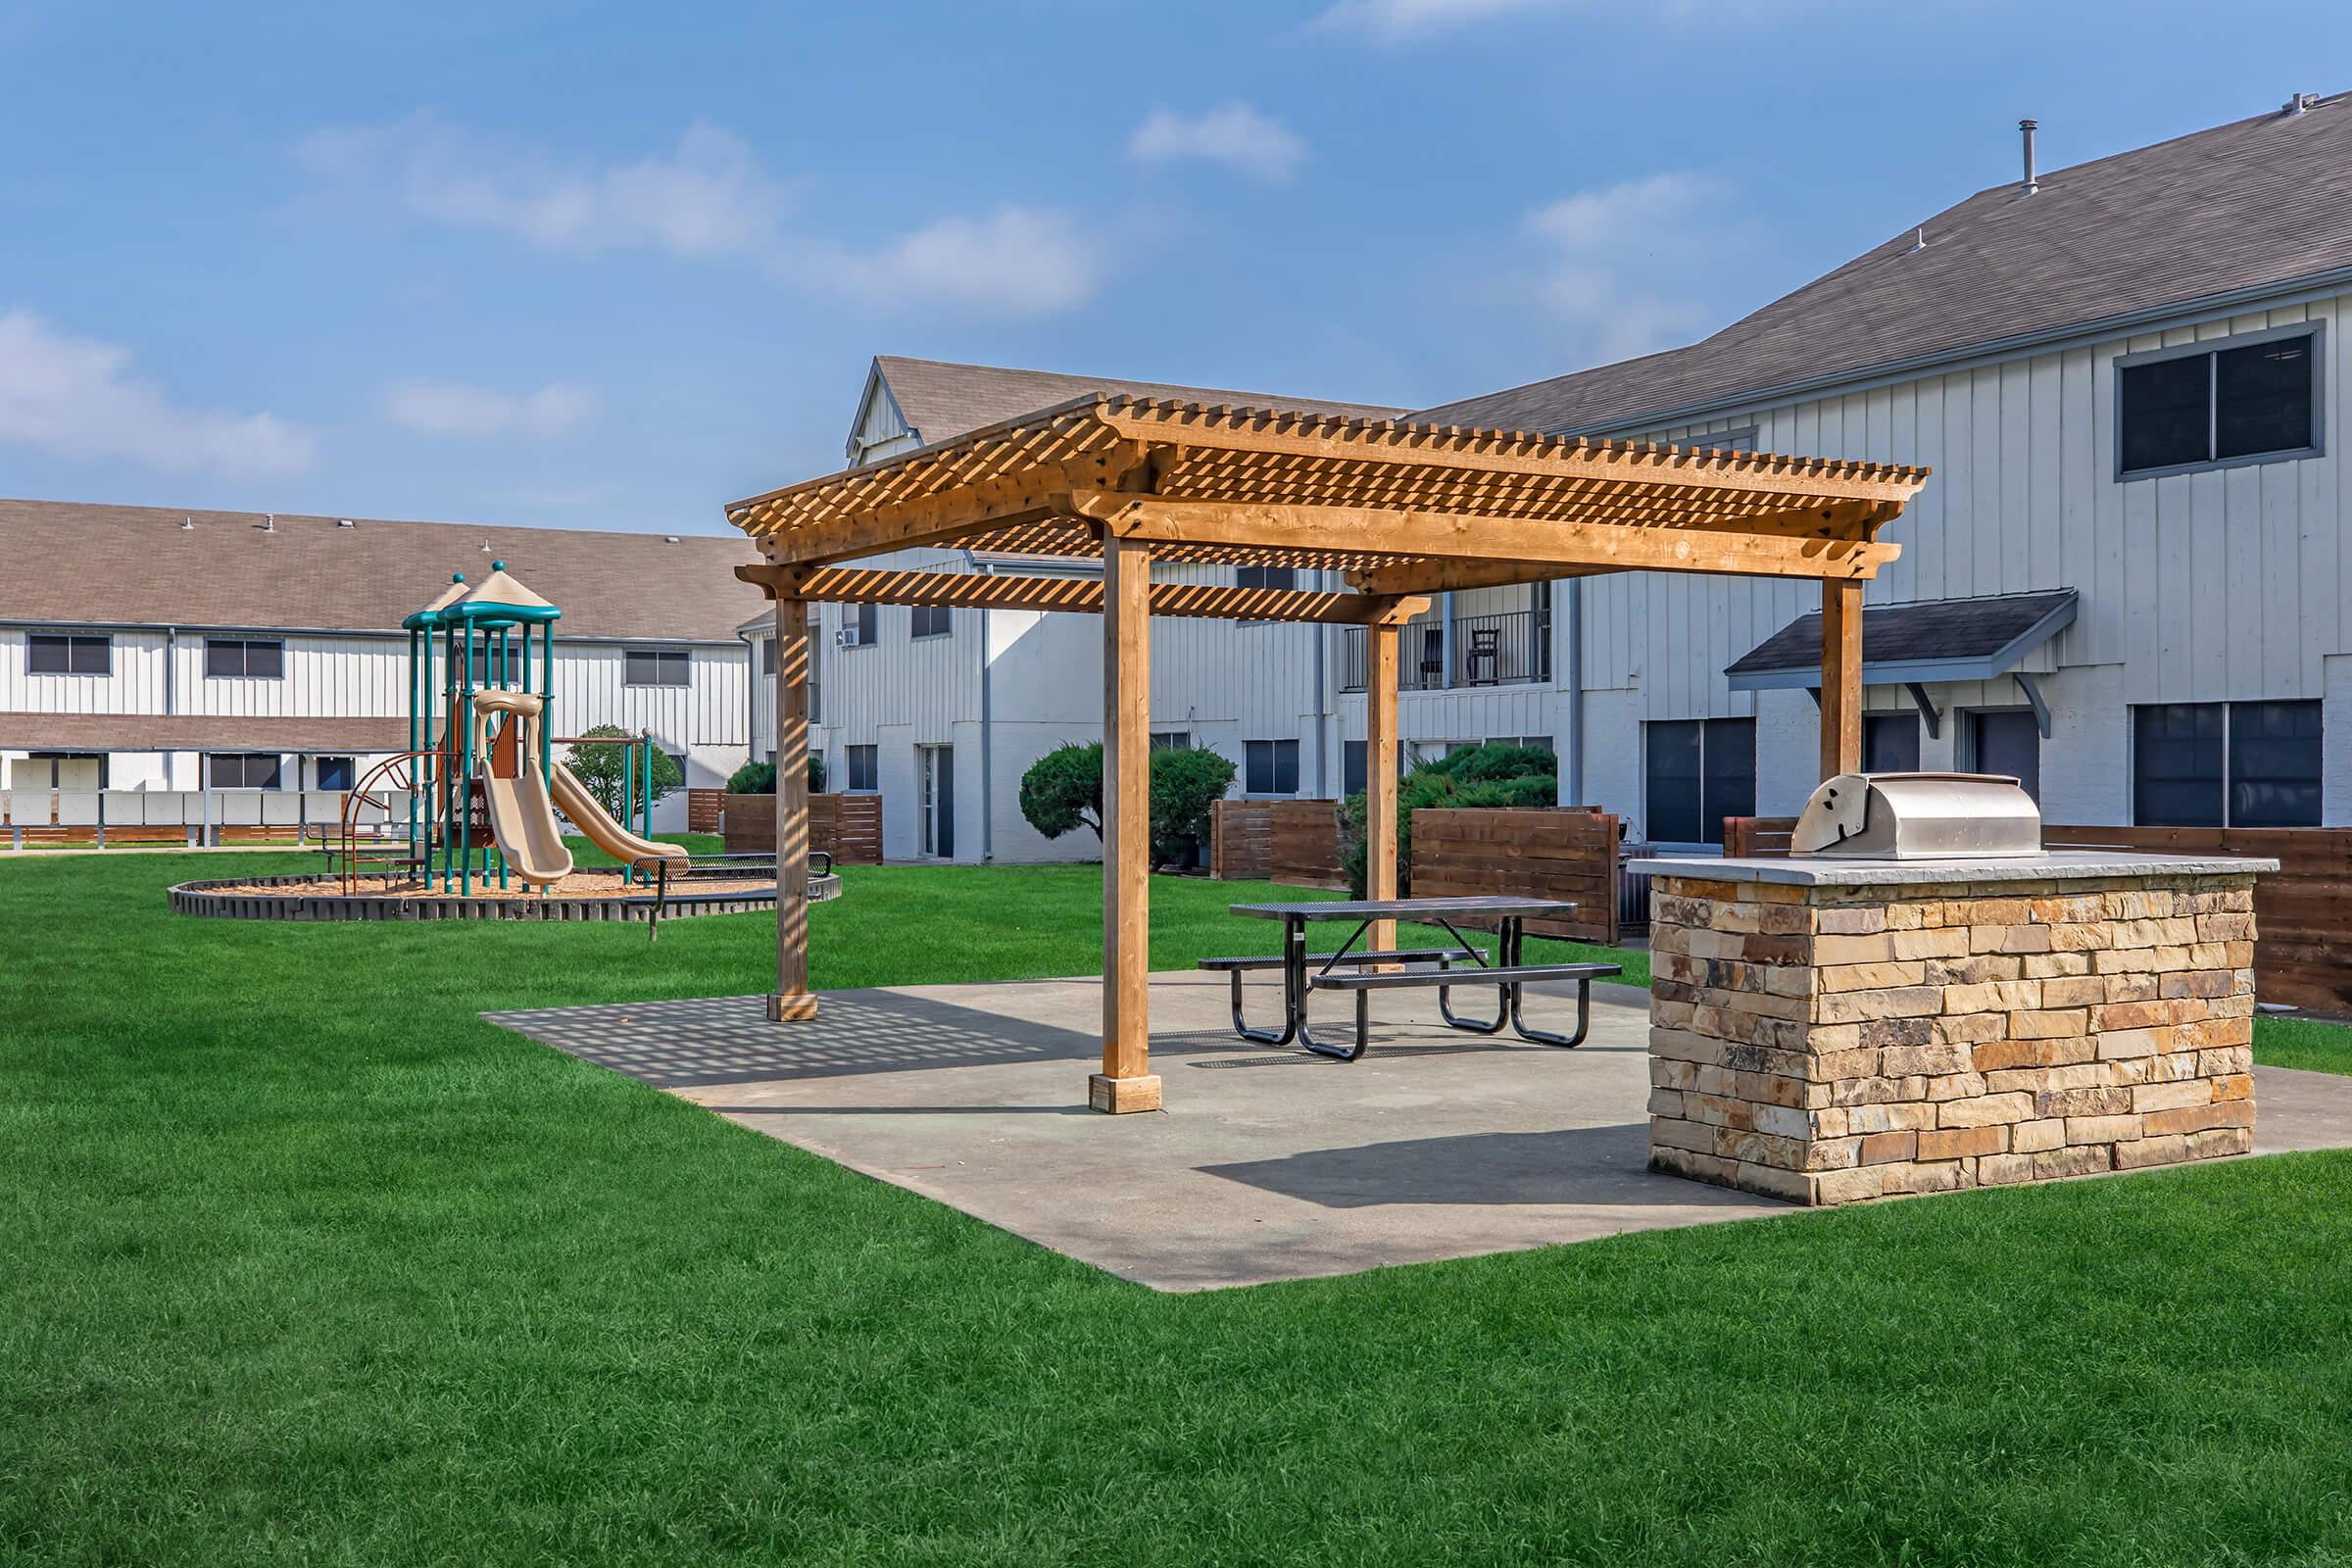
xmin=727 ymin=393 xmax=1932 ymax=620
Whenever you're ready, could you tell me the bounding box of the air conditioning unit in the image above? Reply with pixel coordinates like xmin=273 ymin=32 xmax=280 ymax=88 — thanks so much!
xmin=836 ymin=626 xmax=861 ymax=648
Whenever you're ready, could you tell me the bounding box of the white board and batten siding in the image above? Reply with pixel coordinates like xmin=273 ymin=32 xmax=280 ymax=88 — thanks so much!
xmin=1584 ymin=290 xmax=2351 ymax=827
xmin=1 ymin=626 xmax=168 ymax=713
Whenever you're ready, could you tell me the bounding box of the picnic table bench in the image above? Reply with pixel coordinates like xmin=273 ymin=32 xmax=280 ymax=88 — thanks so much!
xmin=1211 ymin=896 xmax=1621 ymax=1062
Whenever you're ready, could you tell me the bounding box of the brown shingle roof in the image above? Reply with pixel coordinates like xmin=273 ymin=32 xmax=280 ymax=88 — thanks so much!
xmin=0 ymin=713 xmax=410 ymax=753
xmin=873 ymin=356 xmax=1404 ymax=446
xmin=0 ymin=499 xmax=768 ymax=641
xmin=1416 ymin=94 xmax=2352 ymax=435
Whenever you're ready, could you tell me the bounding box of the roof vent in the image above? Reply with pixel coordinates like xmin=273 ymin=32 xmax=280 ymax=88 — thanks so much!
xmin=480 ymin=538 xmax=492 ymax=552
xmin=337 ymin=517 xmax=355 ymax=528
xmin=2284 ymin=92 xmax=2320 ymax=117
xmin=2018 ymin=119 xmax=2038 ymax=195
xmin=664 ymin=535 xmax=680 ymax=544
xmin=262 ymin=513 xmax=276 ymax=532
xmin=1907 ymin=226 xmax=1928 ymax=254
xmin=178 ymin=515 xmax=194 ymax=530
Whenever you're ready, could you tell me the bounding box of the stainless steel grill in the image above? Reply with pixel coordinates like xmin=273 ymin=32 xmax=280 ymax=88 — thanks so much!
xmin=1790 ymin=771 xmax=2041 ymax=859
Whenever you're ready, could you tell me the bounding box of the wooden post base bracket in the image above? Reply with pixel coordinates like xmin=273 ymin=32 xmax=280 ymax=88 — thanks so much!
xmin=1089 ymin=1073 xmax=1163 ymax=1114
xmin=766 ymin=992 xmax=821 ymax=1022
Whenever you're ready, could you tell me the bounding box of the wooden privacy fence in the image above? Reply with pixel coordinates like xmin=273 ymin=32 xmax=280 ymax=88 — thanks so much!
xmin=718 ymin=793 xmax=884 ymax=865
xmin=686 ymin=788 xmax=726 ymax=834
xmin=1409 ymin=808 xmax=1621 ymax=946
xmin=1725 ymin=816 xmax=2352 ymax=1012
xmin=1209 ymin=800 xmax=1348 ymax=888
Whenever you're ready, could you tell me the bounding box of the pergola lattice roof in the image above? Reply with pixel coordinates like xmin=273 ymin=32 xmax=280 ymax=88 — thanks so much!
xmin=727 ymin=394 xmax=1931 ymax=617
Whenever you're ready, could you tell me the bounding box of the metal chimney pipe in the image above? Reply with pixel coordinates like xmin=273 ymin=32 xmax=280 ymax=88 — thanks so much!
xmin=2019 ymin=119 xmax=2038 ymax=194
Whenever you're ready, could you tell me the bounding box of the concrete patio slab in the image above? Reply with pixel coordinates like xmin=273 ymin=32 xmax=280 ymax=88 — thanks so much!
xmin=488 ymin=974 xmax=2352 ymax=1292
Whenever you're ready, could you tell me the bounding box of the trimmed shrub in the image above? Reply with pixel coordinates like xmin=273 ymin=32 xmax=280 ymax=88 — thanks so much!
xmin=1339 ymin=742 xmax=1557 ymax=897
xmin=1020 ymin=743 xmax=1103 ymax=842
xmin=1019 ymin=741 xmax=1240 ymax=868
xmin=727 ymin=760 xmax=777 ymax=795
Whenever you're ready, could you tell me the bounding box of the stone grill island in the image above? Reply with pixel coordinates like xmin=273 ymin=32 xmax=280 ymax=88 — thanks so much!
xmin=1632 ymin=774 xmax=2278 ymax=1205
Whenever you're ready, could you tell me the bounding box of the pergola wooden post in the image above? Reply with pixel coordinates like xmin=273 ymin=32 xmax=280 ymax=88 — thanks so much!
xmin=1092 ymin=535 xmax=1158 ymax=1112
xmin=1820 ymin=578 xmax=1864 ymax=779
xmin=727 ymin=393 xmax=1927 ymax=1112
xmin=766 ymin=596 xmax=818 ymax=1021
xmin=1364 ymin=617 xmax=1400 ymax=956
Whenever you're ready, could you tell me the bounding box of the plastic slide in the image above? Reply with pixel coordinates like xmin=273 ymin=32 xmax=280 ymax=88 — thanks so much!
xmin=466 ymin=690 xmax=574 ymax=886
xmin=549 ymin=761 xmax=692 ymax=876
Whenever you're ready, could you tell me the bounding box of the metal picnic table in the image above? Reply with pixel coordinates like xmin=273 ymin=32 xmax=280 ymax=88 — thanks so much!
xmin=1217 ymin=895 xmax=1614 ymax=1060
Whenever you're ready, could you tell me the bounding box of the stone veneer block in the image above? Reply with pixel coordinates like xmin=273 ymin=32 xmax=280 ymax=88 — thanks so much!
xmin=1630 ymin=852 xmax=2276 ymax=1206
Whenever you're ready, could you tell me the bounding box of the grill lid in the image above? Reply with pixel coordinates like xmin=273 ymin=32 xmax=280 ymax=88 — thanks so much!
xmin=1790 ymin=771 xmax=2041 ymax=859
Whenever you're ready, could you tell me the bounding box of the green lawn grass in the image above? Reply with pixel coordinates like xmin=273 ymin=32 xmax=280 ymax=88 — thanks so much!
xmin=4 ymin=851 xmax=2351 ymax=1566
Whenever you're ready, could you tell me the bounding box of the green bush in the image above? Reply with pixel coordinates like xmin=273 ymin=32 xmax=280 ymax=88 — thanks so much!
xmin=1339 ymin=742 xmax=1558 ymax=897
xmin=1020 ymin=743 xmax=1103 ymax=842
xmin=564 ymin=725 xmax=683 ymax=822
xmin=1019 ymin=741 xmax=1239 ymax=868
xmin=727 ymin=754 xmax=825 ymax=796
xmin=1149 ymin=746 xmax=1237 ymax=870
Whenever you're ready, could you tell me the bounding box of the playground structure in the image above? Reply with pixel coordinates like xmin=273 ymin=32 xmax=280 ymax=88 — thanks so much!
xmin=339 ymin=564 xmax=691 ymax=896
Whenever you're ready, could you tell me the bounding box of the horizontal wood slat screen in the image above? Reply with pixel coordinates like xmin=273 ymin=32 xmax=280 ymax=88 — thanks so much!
xmin=1722 ymin=816 xmax=2352 ymax=1012
xmin=686 ymin=788 xmax=725 ymax=834
xmin=719 ymin=794 xmax=884 ymax=865
xmin=1409 ymin=808 xmax=1620 ymax=946
xmin=1209 ymin=800 xmax=1348 ymax=889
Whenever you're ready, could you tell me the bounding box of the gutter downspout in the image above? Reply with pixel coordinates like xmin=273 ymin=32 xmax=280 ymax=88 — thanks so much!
xmin=736 ymin=626 xmax=759 ymax=763
xmin=972 ymin=554 xmax=995 ymax=862
xmin=163 ymin=626 xmax=177 ymax=790
xmin=1312 ymin=590 xmax=1329 ymax=797
xmin=1564 ymin=579 xmax=1585 ymax=807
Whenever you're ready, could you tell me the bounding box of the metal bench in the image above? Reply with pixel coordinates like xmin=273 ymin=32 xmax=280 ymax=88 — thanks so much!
xmin=1200 ymin=948 xmax=1476 ymax=1045
xmin=1308 ymin=960 xmax=1621 ymax=1061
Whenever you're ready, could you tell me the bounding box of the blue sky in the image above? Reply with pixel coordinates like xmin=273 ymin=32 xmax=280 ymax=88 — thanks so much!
xmin=1 ymin=1 xmax=2341 ymax=535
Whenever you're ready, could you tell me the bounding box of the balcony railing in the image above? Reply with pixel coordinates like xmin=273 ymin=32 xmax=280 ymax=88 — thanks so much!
xmin=1338 ymin=608 xmax=1550 ymax=693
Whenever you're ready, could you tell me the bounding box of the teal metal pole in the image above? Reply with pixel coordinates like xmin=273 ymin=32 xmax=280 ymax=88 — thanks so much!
xmin=460 ymin=622 xmax=474 ymax=896
xmin=539 ymin=622 xmax=554 ymax=786
xmin=407 ymin=627 xmax=419 ymax=866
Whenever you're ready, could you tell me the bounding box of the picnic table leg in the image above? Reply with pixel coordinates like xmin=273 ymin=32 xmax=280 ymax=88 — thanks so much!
xmin=1229 ymin=917 xmax=1304 ymax=1046
xmin=1503 ymin=916 xmax=1593 ymax=1049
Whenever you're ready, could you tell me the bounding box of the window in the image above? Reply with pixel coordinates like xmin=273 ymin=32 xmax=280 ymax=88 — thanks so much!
xmin=1244 ymin=739 xmax=1299 ymax=795
xmin=1150 ymin=731 xmax=1191 ymax=751
xmin=842 ymin=604 xmax=878 ymax=647
xmin=909 ymin=604 xmax=953 ymax=639
xmin=623 ymin=648 xmax=691 ymax=687
xmin=205 ymin=638 xmax=283 ymax=679
xmin=1343 ymin=739 xmax=1367 ymax=798
xmin=1237 ymin=565 xmax=1298 ymax=593
xmin=1967 ymin=710 xmax=2041 ymax=802
xmin=207 ymin=753 xmax=283 ymax=790
xmin=1863 ymin=712 xmax=1921 ymax=773
xmin=27 ymin=632 xmax=111 ymax=675
xmin=844 ymin=744 xmax=879 ymax=793
xmin=314 ymin=757 xmax=355 ymax=791
xmin=2133 ymin=701 xmax=2321 ymax=827
xmin=760 ymin=638 xmax=776 ymax=676
xmin=1644 ymin=717 xmax=1755 ymax=846
xmin=466 ymin=639 xmax=525 ymax=687
xmin=1492 ymin=734 xmax=1555 ymax=756
xmin=2118 ymin=328 xmax=2320 ymax=477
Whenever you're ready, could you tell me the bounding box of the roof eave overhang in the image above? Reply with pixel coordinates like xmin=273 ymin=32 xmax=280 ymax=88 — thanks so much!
xmin=1571 ymin=263 xmax=2352 ymax=440
xmin=1725 ymin=592 xmax=2078 ymax=690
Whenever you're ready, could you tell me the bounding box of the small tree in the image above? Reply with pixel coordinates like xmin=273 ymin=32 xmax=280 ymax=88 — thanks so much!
xmin=1150 ymin=746 xmax=1237 ymax=869
xmin=727 ymin=760 xmax=777 ymax=795
xmin=1019 ymin=741 xmax=1238 ymax=866
xmin=565 ymin=724 xmax=683 ymax=821
xmin=1019 ymin=742 xmax=1102 ymax=841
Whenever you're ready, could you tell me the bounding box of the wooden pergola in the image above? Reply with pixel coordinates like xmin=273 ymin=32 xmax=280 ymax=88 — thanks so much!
xmin=728 ymin=394 xmax=1930 ymax=1111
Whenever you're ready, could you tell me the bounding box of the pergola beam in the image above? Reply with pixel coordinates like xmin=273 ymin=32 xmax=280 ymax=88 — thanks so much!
xmin=736 ymin=563 xmax=1429 ymax=626
xmin=1073 ymin=492 xmax=1901 ymax=583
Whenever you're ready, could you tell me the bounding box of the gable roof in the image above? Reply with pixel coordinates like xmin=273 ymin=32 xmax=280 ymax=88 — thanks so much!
xmin=1418 ymin=94 xmax=2352 ymax=436
xmin=0 ymin=499 xmax=768 ymax=642
xmin=870 ymin=355 xmax=1405 ymax=448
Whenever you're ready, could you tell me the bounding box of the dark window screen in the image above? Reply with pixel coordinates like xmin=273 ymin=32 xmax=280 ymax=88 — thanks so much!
xmin=2216 ymin=336 xmax=2314 ymax=461
xmin=1343 ymin=739 xmax=1366 ymax=798
xmin=29 ymin=633 xmax=111 ymax=674
xmin=1863 ymin=712 xmax=1921 ymax=773
xmin=845 ymin=745 xmax=878 ymax=792
xmin=2229 ymin=700 xmax=2322 ymax=827
xmin=910 ymin=605 xmax=952 ymax=638
xmin=1972 ymin=710 xmax=2040 ymax=802
xmin=1700 ymin=718 xmax=1755 ymax=841
xmin=1644 ymin=721 xmax=1703 ymax=844
xmin=2133 ymin=705 xmax=2225 ymax=827
xmin=1245 ymin=740 xmax=1299 ymax=795
xmin=2119 ymin=354 xmax=2213 ymax=474
xmin=315 ymin=757 xmax=355 ymax=790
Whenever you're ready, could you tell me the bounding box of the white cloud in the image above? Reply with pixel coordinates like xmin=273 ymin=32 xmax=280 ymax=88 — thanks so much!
xmin=1524 ymin=172 xmax=1728 ymax=366
xmin=1313 ymin=0 xmax=1547 ymax=41
xmin=1128 ymin=103 xmax=1310 ymax=183
xmin=0 ymin=311 xmax=318 ymax=477
xmin=382 ymin=379 xmax=600 ymax=439
xmin=808 ymin=207 xmax=1102 ymax=318
xmin=297 ymin=115 xmax=790 ymax=257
